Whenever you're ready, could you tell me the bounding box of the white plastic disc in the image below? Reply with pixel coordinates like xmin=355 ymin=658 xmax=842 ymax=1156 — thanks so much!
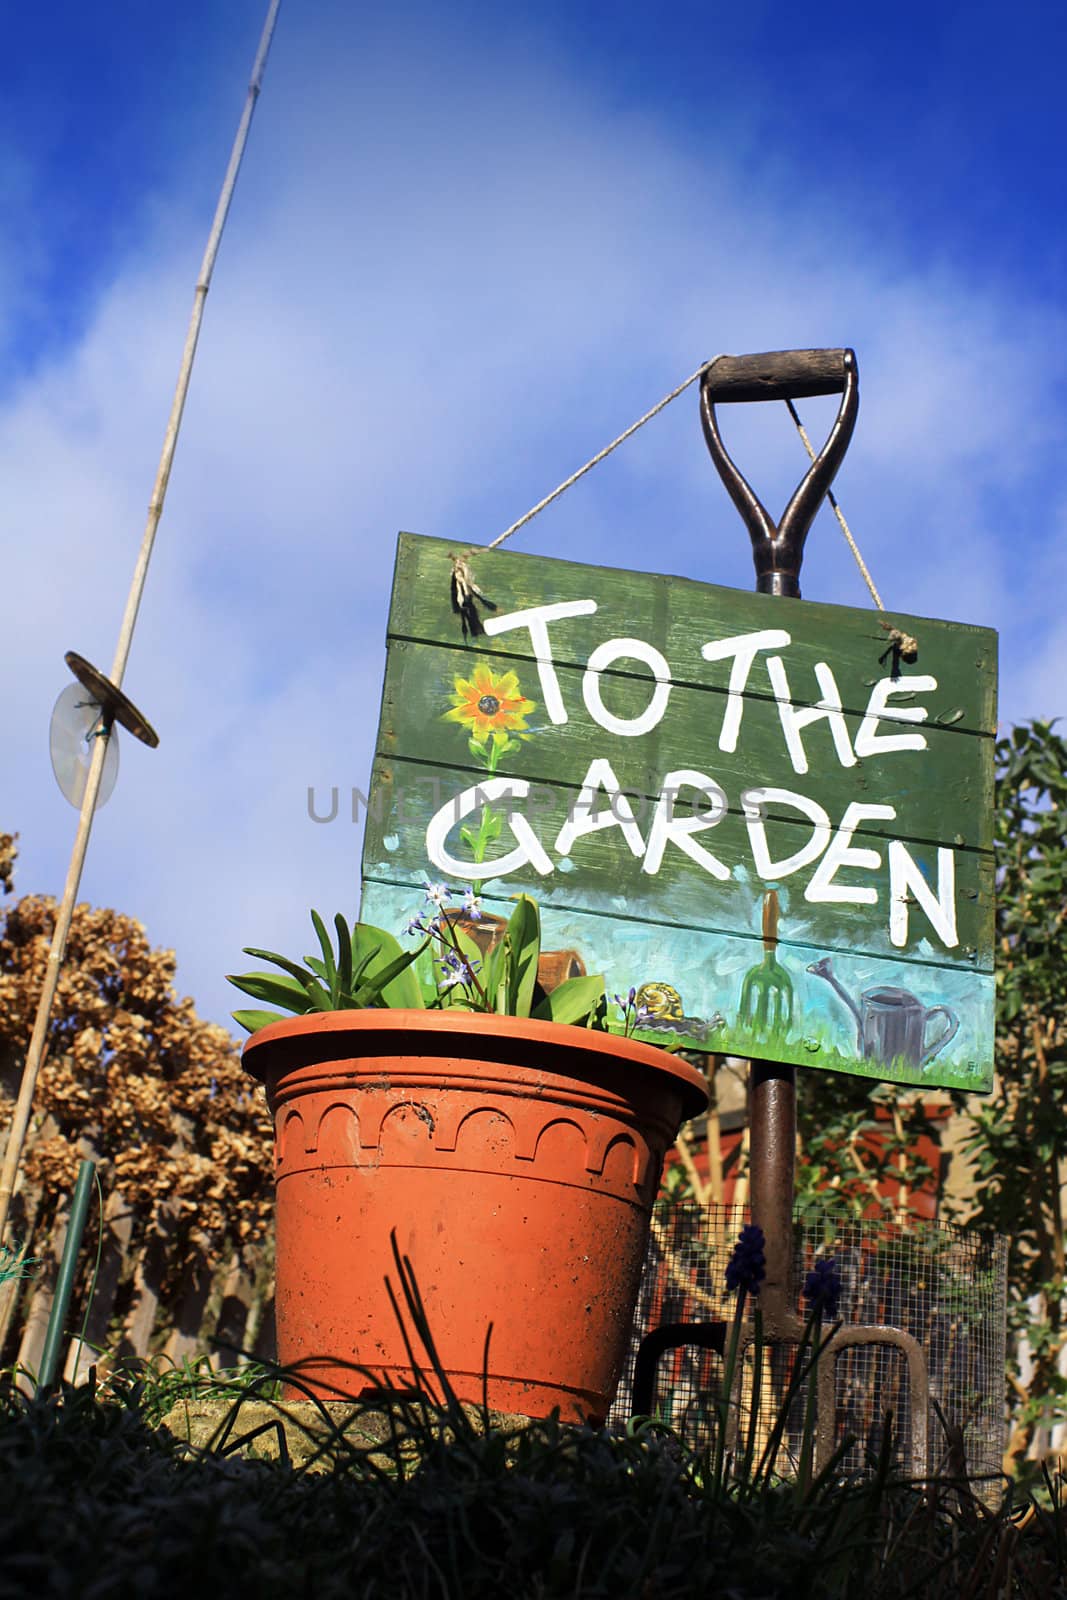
xmin=49 ymin=682 xmax=120 ymax=809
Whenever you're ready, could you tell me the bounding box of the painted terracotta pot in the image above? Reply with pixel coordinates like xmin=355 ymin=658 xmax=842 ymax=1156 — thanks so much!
xmin=242 ymin=1010 xmax=708 ymax=1423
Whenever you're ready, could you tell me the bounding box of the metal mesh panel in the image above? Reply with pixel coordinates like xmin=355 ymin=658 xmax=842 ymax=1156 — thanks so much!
xmin=610 ymin=1202 xmax=1007 ymax=1486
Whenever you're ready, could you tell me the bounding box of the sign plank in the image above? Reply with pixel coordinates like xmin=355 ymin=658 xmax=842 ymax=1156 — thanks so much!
xmin=364 ymin=757 xmax=994 ymax=965
xmin=377 ymin=640 xmax=994 ymax=851
xmin=361 ymin=533 xmax=997 ymax=1093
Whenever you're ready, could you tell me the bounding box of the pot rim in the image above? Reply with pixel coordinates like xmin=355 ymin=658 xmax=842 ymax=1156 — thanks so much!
xmin=241 ymin=1007 xmax=709 ymax=1120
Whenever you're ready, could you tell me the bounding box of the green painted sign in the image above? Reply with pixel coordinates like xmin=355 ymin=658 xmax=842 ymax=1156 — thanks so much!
xmin=360 ymin=532 xmax=997 ymax=1092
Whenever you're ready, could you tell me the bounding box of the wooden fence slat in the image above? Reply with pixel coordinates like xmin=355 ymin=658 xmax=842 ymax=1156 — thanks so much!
xmin=251 ymin=1293 xmax=276 ymax=1365
xmin=162 ymin=1247 xmax=214 ymax=1367
xmin=211 ymin=1251 xmax=257 ymax=1370
xmin=118 ymin=1202 xmax=178 ymax=1362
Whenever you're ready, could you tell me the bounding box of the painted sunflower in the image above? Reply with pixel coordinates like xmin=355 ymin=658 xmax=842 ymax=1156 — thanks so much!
xmin=444 ymin=664 xmax=535 ymax=742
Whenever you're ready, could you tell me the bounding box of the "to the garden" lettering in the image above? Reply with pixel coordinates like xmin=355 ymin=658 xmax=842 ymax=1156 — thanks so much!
xmin=423 ymin=600 xmax=956 ymax=951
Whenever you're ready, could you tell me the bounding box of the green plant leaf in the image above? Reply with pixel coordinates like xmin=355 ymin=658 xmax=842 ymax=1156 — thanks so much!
xmin=303 ymin=977 xmax=333 ymax=1012
xmin=240 ymin=945 xmax=316 ymax=988
xmin=226 ymin=971 xmax=312 ymax=1011
xmin=310 ymin=910 xmax=337 ymax=993
xmin=349 ymin=923 xmax=424 ymax=1008
xmin=505 ymin=895 xmax=540 ymax=1018
xmin=414 ymin=942 xmax=439 ymax=1006
xmin=231 ymin=1008 xmax=287 ymax=1035
xmin=349 ymin=945 xmax=424 ymax=1008
xmin=334 ymin=913 xmax=353 ymax=1002
xmin=532 ymin=975 xmax=606 ymax=1028
xmin=482 ymin=938 xmax=508 ymax=1014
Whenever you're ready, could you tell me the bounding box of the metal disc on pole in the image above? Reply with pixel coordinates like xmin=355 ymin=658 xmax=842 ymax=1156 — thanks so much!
xmin=48 ymin=653 xmax=159 ymax=811
xmin=64 ymin=652 xmax=159 ymax=748
xmin=49 ymin=684 xmax=121 ymax=810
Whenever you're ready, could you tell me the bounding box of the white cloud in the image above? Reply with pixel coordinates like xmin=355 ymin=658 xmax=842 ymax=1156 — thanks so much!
xmin=2 ymin=15 xmax=1064 ymax=1030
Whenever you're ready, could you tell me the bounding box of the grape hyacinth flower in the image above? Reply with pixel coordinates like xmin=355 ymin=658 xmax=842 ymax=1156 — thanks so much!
xmin=803 ymin=1256 xmax=842 ymax=1320
xmin=714 ymin=1221 xmax=767 ymax=1481
xmin=724 ymin=1223 xmax=767 ymax=1297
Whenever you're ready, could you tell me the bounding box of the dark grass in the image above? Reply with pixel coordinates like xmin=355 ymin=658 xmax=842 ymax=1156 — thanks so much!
xmin=3 ymin=1363 xmax=1067 ymax=1600
xmin=4 ymin=1240 xmax=1064 ymax=1598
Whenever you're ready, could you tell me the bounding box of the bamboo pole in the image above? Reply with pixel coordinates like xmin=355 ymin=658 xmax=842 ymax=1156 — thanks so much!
xmin=0 ymin=0 xmax=283 ymax=1245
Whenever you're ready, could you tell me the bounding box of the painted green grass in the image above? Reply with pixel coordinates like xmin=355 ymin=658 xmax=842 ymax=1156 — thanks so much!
xmin=628 ymin=1014 xmax=988 ymax=1091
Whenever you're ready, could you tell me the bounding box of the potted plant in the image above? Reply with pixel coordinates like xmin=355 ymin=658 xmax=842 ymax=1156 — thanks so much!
xmin=230 ymin=888 xmax=708 ymax=1423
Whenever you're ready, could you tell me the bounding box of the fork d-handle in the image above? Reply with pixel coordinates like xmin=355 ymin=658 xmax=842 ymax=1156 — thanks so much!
xmin=631 ymin=1321 xmax=727 ymax=1419
xmin=700 ymin=348 xmax=859 ymax=597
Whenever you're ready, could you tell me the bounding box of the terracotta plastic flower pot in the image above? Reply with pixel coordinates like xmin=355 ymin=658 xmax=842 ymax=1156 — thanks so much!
xmin=243 ymin=1010 xmax=708 ymax=1423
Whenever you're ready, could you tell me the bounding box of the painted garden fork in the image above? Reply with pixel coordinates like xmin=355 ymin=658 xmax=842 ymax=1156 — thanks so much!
xmin=739 ymin=890 xmax=793 ymax=1036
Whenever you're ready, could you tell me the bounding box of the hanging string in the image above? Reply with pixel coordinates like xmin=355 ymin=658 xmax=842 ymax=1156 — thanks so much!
xmin=783 ymin=397 xmax=883 ymax=608
xmin=485 ymin=359 xmax=717 ymax=551
xmin=451 ymin=359 xmax=716 ymax=635
xmin=452 ymin=354 xmax=918 ymax=659
xmin=783 ymin=398 xmax=917 ymax=660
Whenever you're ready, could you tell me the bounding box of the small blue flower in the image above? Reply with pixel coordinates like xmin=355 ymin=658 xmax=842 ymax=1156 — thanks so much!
xmin=461 ymin=888 xmax=483 ymax=919
xmin=803 ymin=1256 xmax=842 ymax=1319
xmin=405 ymin=915 xmax=427 ymax=937
xmin=423 ymin=881 xmax=452 ymax=909
xmin=724 ymin=1223 xmax=766 ymax=1297
xmin=441 ymin=949 xmax=481 ymax=978
xmin=439 ymin=953 xmax=480 ymax=990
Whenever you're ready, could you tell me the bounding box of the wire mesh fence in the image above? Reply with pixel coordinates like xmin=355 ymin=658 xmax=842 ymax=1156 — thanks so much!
xmin=609 ymin=1202 xmax=1007 ymax=1487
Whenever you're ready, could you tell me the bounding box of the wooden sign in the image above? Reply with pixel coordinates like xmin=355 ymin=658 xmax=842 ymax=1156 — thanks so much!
xmin=360 ymin=533 xmax=997 ymax=1092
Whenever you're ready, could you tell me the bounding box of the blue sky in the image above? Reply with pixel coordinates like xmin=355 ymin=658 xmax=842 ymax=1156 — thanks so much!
xmin=2 ymin=0 xmax=1064 ymax=1031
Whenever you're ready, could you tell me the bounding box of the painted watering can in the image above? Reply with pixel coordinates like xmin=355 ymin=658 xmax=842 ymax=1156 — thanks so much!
xmin=807 ymin=956 xmax=958 ymax=1069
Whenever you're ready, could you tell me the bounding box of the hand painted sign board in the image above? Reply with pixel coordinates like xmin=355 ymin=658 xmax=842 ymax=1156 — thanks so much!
xmin=360 ymin=532 xmax=997 ymax=1092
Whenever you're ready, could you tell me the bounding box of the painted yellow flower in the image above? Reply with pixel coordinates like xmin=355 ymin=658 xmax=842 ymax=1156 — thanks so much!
xmin=444 ymin=664 xmax=535 ymax=742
